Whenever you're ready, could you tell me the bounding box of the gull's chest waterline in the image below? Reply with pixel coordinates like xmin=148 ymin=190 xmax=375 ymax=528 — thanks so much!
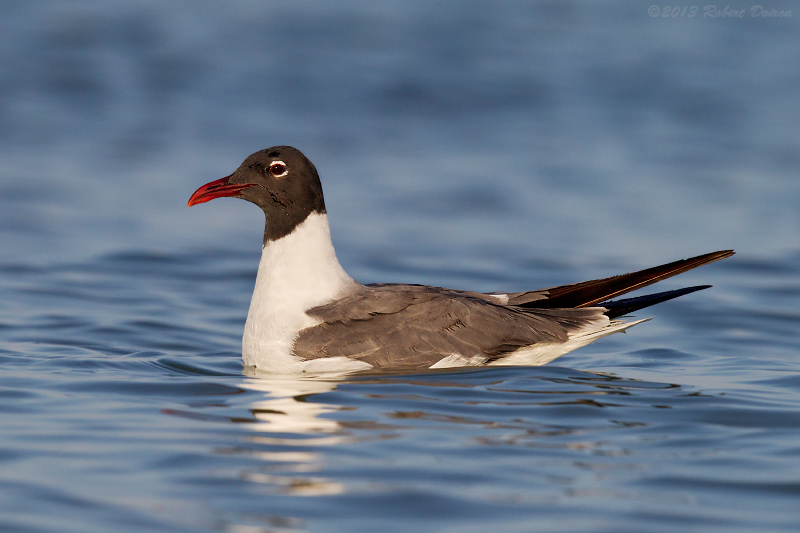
xmin=242 ymin=213 xmax=357 ymax=372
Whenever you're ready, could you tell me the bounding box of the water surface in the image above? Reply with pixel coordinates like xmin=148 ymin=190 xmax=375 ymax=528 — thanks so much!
xmin=1 ymin=2 xmax=800 ymax=532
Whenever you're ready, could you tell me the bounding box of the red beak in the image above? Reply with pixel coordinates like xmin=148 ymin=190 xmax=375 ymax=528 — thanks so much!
xmin=187 ymin=174 xmax=256 ymax=207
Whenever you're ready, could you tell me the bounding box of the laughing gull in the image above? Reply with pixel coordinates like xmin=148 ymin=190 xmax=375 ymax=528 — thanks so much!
xmin=188 ymin=146 xmax=733 ymax=373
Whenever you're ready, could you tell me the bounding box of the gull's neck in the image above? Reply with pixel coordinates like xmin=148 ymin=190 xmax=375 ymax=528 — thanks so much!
xmin=242 ymin=212 xmax=357 ymax=370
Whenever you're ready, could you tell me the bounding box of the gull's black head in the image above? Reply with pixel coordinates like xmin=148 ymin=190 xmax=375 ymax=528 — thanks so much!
xmin=188 ymin=146 xmax=326 ymax=242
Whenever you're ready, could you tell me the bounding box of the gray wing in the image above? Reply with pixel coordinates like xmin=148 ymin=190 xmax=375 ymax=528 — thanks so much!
xmin=294 ymin=284 xmax=605 ymax=370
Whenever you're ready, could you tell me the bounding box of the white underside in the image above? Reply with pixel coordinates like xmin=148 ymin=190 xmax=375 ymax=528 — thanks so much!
xmin=429 ymin=317 xmax=651 ymax=369
xmin=488 ymin=317 xmax=650 ymax=366
xmin=429 ymin=354 xmax=490 ymax=369
xmin=242 ymin=212 xmax=359 ymax=372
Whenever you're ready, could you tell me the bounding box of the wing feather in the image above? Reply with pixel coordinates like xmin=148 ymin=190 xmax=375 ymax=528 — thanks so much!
xmin=295 ymin=285 xmax=605 ymax=369
xmin=506 ymin=250 xmax=734 ymax=308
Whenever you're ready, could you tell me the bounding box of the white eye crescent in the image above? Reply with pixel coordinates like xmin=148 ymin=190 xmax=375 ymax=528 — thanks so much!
xmin=269 ymin=161 xmax=288 ymax=177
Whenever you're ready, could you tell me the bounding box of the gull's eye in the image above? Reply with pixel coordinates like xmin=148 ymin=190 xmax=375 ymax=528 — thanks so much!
xmin=269 ymin=161 xmax=288 ymax=177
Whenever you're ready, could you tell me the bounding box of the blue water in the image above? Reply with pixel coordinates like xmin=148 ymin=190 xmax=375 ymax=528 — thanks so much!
xmin=2 ymin=1 xmax=800 ymax=531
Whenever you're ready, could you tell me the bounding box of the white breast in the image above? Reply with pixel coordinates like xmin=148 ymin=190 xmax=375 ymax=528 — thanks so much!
xmin=242 ymin=212 xmax=359 ymax=372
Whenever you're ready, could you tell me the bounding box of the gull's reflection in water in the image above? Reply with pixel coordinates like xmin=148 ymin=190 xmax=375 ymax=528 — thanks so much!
xmin=241 ymin=373 xmax=341 ymax=434
xmin=235 ymin=369 xmax=352 ymax=497
xmin=212 ymin=366 xmax=689 ymax=507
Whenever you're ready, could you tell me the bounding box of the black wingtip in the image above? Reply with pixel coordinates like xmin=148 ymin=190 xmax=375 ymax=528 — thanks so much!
xmin=521 ymin=249 xmax=734 ymax=310
xmin=601 ymin=285 xmax=712 ymax=319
